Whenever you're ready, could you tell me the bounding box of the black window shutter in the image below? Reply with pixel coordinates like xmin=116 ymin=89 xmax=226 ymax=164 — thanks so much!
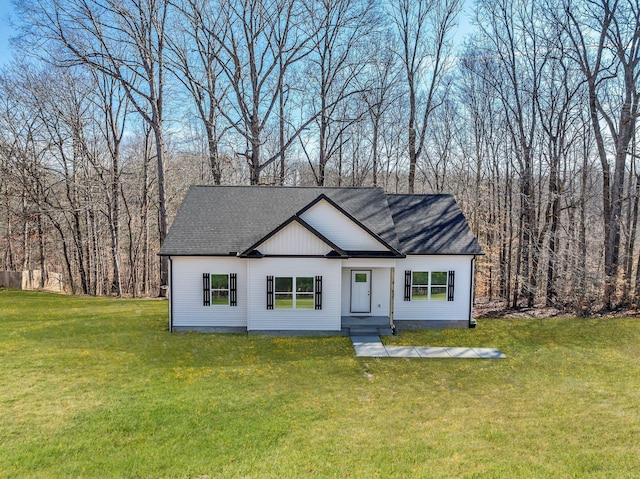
xmin=448 ymin=270 xmax=455 ymax=301
xmin=203 ymin=273 xmax=210 ymax=306
xmin=404 ymin=270 xmax=411 ymax=301
xmin=230 ymin=273 xmax=237 ymax=306
xmin=315 ymin=276 xmax=322 ymax=310
xmin=266 ymin=276 xmax=274 ymax=310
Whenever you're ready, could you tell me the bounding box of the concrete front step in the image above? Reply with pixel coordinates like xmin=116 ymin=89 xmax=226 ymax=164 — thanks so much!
xmin=349 ymin=326 xmax=393 ymax=336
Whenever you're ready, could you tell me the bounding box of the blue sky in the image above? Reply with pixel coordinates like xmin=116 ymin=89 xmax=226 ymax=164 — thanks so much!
xmin=0 ymin=1 xmax=474 ymax=67
xmin=0 ymin=1 xmax=14 ymax=66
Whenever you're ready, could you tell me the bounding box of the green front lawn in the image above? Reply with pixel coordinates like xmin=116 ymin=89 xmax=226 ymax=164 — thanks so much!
xmin=1 ymin=289 xmax=640 ymax=478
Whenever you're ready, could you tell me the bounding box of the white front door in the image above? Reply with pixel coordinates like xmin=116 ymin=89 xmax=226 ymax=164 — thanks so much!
xmin=351 ymin=270 xmax=371 ymax=313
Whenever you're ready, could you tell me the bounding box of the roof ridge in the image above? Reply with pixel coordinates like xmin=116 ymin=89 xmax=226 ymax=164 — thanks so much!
xmin=191 ymin=184 xmax=382 ymax=190
xmin=386 ymin=193 xmax=453 ymax=197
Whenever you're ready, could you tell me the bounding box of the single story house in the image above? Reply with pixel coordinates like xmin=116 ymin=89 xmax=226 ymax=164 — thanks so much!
xmin=159 ymin=186 xmax=483 ymax=334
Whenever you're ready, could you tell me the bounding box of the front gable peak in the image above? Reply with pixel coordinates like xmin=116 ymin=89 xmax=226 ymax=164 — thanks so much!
xmin=297 ymin=195 xmax=402 ymax=256
xmin=239 ymin=216 xmax=346 ymax=257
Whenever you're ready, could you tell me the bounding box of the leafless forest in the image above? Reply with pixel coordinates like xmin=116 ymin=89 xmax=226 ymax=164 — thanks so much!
xmin=1 ymin=0 xmax=639 ymax=313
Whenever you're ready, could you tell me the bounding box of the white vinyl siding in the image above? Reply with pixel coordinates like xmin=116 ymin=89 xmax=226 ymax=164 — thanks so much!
xmin=300 ymin=199 xmax=388 ymax=251
xmin=257 ymin=221 xmax=332 ymax=255
xmin=394 ymin=256 xmax=473 ymax=322
xmin=247 ymin=258 xmax=341 ymax=331
xmin=170 ymin=257 xmax=247 ymax=328
xmin=169 ymin=255 xmax=474 ymax=330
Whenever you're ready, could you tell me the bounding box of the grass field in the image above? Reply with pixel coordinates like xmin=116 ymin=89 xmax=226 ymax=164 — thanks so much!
xmin=1 ymin=289 xmax=640 ymax=478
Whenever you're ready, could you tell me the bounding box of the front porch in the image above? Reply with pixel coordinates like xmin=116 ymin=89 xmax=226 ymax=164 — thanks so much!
xmin=341 ymin=315 xmax=393 ymax=336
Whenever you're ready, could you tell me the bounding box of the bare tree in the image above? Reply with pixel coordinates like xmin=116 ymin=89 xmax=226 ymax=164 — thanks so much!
xmin=303 ymin=0 xmax=377 ymax=186
xmin=19 ymin=0 xmax=172 ymax=295
xmin=473 ymin=0 xmax=546 ymax=308
xmin=561 ymin=0 xmax=640 ymax=308
xmin=169 ymin=0 xmax=226 ymax=184
xmin=359 ymin=31 xmax=401 ymax=187
xmin=88 ymin=71 xmax=129 ymax=296
xmin=0 ymin=64 xmax=51 ymax=284
xmin=534 ymin=16 xmax=582 ymax=306
xmin=390 ymin=0 xmax=461 ymax=193
xmin=211 ymin=0 xmax=317 ymax=185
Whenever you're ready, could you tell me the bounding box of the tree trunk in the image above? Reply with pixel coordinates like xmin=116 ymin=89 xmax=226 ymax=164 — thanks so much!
xmin=407 ymin=77 xmax=417 ymax=194
xmin=109 ymin=153 xmax=122 ymax=296
xmin=622 ymin=173 xmax=639 ymax=305
xmin=37 ymin=212 xmax=45 ymax=289
xmin=151 ymin=118 xmax=168 ymax=296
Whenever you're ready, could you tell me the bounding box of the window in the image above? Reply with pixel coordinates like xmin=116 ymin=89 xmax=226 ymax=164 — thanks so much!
xmin=430 ymin=271 xmax=447 ymax=301
xmin=211 ymin=274 xmax=229 ymax=305
xmin=268 ymin=276 xmax=322 ymax=310
xmin=411 ymin=272 xmax=429 ymax=300
xmin=275 ymin=277 xmax=293 ymax=309
xmin=275 ymin=276 xmax=314 ymax=309
xmin=406 ymin=270 xmax=452 ymax=301
xmin=202 ymin=273 xmax=237 ymax=306
xmin=295 ymin=277 xmax=314 ymax=309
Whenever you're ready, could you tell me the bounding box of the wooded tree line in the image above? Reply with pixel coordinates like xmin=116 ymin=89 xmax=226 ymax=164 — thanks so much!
xmin=1 ymin=0 xmax=639 ymax=312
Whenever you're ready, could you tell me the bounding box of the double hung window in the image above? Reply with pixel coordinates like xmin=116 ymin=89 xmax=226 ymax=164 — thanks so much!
xmin=275 ymin=277 xmax=314 ymax=309
xmin=267 ymin=276 xmax=322 ymax=310
xmin=405 ymin=270 xmax=454 ymax=301
xmin=427 ymin=271 xmax=447 ymax=300
xmin=211 ymin=274 xmax=229 ymax=305
xmin=202 ymin=273 xmax=237 ymax=306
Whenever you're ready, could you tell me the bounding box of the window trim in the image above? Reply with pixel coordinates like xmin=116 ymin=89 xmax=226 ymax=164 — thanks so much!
xmin=274 ymin=276 xmax=315 ymax=309
xmin=274 ymin=276 xmax=294 ymax=309
xmin=210 ymin=273 xmax=230 ymax=306
xmin=408 ymin=270 xmax=453 ymax=301
xmin=203 ymin=273 xmax=237 ymax=307
xmin=268 ymin=275 xmax=322 ymax=310
xmin=429 ymin=271 xmax=448 ymax=301
xmin=411 ymin=271 xmax=430 ymax=301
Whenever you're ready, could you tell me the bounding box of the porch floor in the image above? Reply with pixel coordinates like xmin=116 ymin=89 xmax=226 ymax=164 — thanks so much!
xmin=350 ymin=335 xmax=506 ymax=359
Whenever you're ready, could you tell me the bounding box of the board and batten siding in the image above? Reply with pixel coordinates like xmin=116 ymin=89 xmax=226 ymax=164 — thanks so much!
xmin=170 ymin=256 xmax=247 ymax=328
xmin=393 ymin=255 xmax=473 ymax=322
xmin=258 ymin=221 xmax=332 ymax=255
xmin=247 ymin=257 xmax=341 ymax=331
xmin=299 ymin=199 xmax=388 ymax=251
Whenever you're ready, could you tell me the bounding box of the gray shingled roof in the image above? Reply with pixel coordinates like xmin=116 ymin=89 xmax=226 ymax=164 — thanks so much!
xmin=159 ymin=186 xmax=483 ymax=256
xmin=386 ymin=194 xmax=484 ymax=255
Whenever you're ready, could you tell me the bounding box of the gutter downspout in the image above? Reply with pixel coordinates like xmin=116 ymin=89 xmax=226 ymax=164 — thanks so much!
xmin=469 ymin=256 xmax=477 ymax=328
xmin=168 ymin=256 xmax=173 ymax=332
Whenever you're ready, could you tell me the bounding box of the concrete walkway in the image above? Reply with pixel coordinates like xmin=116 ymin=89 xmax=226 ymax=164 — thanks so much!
xmin=350 ymin=335 xmax=506 ymax=359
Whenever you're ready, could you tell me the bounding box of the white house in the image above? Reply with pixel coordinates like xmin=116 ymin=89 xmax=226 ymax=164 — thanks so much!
xmin=159 ymin=186 xmax=483 ymax=334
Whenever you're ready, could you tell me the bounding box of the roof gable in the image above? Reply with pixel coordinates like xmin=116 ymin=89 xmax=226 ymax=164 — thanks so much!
xmin=298 ymin=196 xmax=401 ymax=254
xmin=240 ymin=216 xmax=344 ymax=256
